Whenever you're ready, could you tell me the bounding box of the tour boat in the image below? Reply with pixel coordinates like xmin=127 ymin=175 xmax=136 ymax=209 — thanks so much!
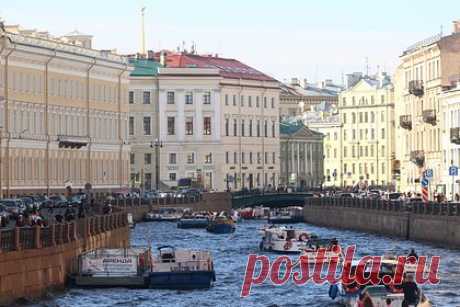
xmin=177 ymin=214 xmax=209 ymax=229
xmin=259 ymin=226 xmax=341 ymax=259
xmin=70 ymin=247 xmax=151 ymax=288
xmin=267 ymin=207 xmax=303 ymax=224
xmin=328 ymin=258 xmax=432 ymax=307
xmin=206 ymin=214 xmax=236 ymax=234
xmin=238 ymin=206 xmax=270 ymax=220
xmin=148 ymin=246 xmax=216 ymax=289
xmin=143 ymin=208 xmax=183 ymax=222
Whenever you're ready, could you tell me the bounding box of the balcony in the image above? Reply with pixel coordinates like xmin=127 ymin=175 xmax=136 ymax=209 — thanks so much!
xmin=399 ymin=115 xmax=412 ymax=130
xmin=410 ymin=150 xmax=425 ymax=167
xmin=422 ymin=109 xmax=436 ymax=125
xmin=409 ymin=80 xmax=424 ymax=97
xmin=451 ymin=127 xmax=460 ymax=145
xmin=57 ymin=135 xmax=89 ymax=149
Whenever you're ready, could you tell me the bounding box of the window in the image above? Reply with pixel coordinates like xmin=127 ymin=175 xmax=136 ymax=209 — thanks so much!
xmin=241 ymin=152 xmax=245 ymax=164
xmin=381 ymin=145 xmax=385 ymax=157
xmin=271 ymin=97 xmax=275 ymax=108
xmin=167 ymin=91 xmax=175 ymax=104
xmin=343 ymin=130 xmax=347 ymax=141
xmin=342 ymin=97 xmax=347 ymax=106
xmin=249 ymin=120 xmax=253 ymax=137
xmin=225 ymin=94 xmax=229 ymax=106
xmin=359 ymin=112 xmax=363 ymax=123
xmin=130 ymin=153 xmax=135 ymax=164
xmin=143 ymin=91 xmax=151 ymax=104
xmin=257 ymin=120 xmax=261 ymax=137
xmin=257 ymin=152 xmax=261 ymax=164
xmin=333 ymin=148 xmax=337 ymax=158
xmin=234 ymin=152 xmax=238 ymax=164
xmin=144 ymin=153 xmax=152 ymax=165
xmin=185 ymin=117 xmax=194 ymax=135
xmin=249 ymin=152 xmax=253 ymax=164
xmin=129 ymin=116 xmax=134 ymax=135
xmin=248 ymin=96 xmax=252 ymax=107
xmin=205 ymin=153 xmax=212 ymax=164
xmin=203 ymin=117 xmax=212 ymax=135
xmin=381 ymin=128 xmax=385 ymax=139
xmin=169 ymin=173 xmax=176 ymax=181
xmin=381 ymin=95 xmax=385 ymax=104
xmin=240 ymin=95 xmax=244 ymax=106
xmin=143 ymin=117 xmax=151 ymax=135
xmin=343 ymin=113 xmax=347 ymax=124
xmin=169 ymin=153 xmax=176 ymax=164
xmin=232 ymin=95 xmax=236 ymax=106
xmin=203 ymin=91 xmax=211 ymax=104
xmin=334 ymin=132 xmax=338 ymax=140
xmin=241 ymin=119 xmax=245 ymax=137
xmin=256 ymin=96 xmax=260 ymax=107
xmin=371 ymin=128 xmax=375 ymax=139
xmin=364 ymin=112 xmax=368 ymax=123
xmin=264 ymin=120 xmax=268 ymax=137
xmin=225 ymin=118 xmax=229 ymax=136
xmin=226 ymin=152 xmax=229 ymax=164
xmin=187 ymin=153 xmax=195 ymax=164
xmin=381 ymin=112 xmax=384 ymax=122
xmin=272 ymin=121 xmax=275 ymax=137
xmin=167 ymin=117 xmax=175 ymax=135
xmin=272 ymin=152 xmax=275 ymax=164
xmin=129 ymin=91 xmax=134 ymax=104
xmin=233 ymin=119 xmax=238 ymax=136
xmin=352 ymin=112 xmax=356 ymax=123
xmin=371 ymin=96 xmax=374 ymax=104
xmin=263 ymin=97 xmax=267 ymax=108
xmin=370 ymin=112 xmax=375 ymax=123
xmin=381 ymin=162 xmax=385 ymax=174
xmin=264 ymin=152 xmax=268 ymax=164
xmin=185 ymin=92 xmax=193 ymax=104
xmin=343 ymin=146 xmax=347 ymax=158
xmin=352 ymin=129 xmax=356 ymax=140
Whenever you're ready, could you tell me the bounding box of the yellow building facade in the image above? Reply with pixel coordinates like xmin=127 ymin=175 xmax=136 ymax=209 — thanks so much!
xmin=338 ymin=75 xmax=395 ymax=188
xmin=0 ymin=24 xmax=131 ymax=195
xmin=394 ymin=26 xmax=460 ymax=195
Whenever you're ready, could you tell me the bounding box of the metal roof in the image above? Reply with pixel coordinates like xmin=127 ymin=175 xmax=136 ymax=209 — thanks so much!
xmin=129 ymin=58 xmax=161 ymax=77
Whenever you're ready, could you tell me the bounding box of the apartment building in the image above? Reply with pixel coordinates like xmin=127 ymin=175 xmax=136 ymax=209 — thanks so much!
xmin=394 ymin=21 xmax=460 ymax=195
xmin=0 ymin=23 xmax=131 ymax=195
xmin=338 ymin=74 xmax=395 ymax=188
xmin=157 ymin=53 xmax=280 ymax=191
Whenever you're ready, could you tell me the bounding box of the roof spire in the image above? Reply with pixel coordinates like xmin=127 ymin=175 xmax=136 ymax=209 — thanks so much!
xmin=140 ymin=6 xmax=146 ymax=56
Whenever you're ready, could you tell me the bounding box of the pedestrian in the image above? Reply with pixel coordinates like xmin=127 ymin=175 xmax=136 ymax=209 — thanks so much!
xmin=456 ymin=193 xmax=460 ymax=202
xmin=402 ymin=274 xmax=420 ymax=307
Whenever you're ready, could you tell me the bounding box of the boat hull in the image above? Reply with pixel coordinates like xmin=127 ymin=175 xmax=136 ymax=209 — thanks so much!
xmin=70 ymin=275 xmax=148 ymax=288
xmin=267 ymin=217 xmax=303 ymax=224
xmin=148 ymin=271 xmax=216 ymax=289
xmin=206 ymin=223 xmax=235 ymax=234
xmin=177 ymin=220 xmax=209 ymax=229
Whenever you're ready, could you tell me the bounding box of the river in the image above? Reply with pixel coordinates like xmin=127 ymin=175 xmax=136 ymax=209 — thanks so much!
xmin=51 ymin=220 xmax=460 ymax=306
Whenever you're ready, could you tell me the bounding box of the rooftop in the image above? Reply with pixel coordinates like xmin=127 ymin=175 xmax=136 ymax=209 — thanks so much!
xmin=165 ymin=53 xmax=278 ymax=82
xmin=129 ymin=58 xmax=161 ymax=77
xmin=280 ymin=120 xmax=324 ymax=138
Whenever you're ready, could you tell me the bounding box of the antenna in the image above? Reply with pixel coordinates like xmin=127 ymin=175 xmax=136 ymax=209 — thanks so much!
xmin=140 ymin=6 xmax=146 ymax=56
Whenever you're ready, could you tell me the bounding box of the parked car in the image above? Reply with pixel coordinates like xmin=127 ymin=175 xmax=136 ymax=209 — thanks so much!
xmin=0 ymin=205 xmax=11 ymax=226
xmin=335 ymin=192 xmax=354 ymax=198
xmin=0 ymin=199 xmax=26 ymax=218
xmin=49 ymin=195 xmax=69 ymax=208
xmin=385 ymin=192 xmax=402 ymax=202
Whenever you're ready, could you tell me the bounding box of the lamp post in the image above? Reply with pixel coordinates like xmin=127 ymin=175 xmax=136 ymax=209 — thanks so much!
xmin=151 ymin=138 xmax=163 ymax=191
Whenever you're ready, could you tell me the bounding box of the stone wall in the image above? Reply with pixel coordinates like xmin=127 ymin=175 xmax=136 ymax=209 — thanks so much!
xmin=0 ymin=213 xmax=129 ymax=305
xmin=303 ymin=198 xmax=460 ymax=248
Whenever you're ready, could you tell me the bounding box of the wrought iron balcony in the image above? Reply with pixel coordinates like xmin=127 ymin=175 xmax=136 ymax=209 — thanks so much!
xmin=410 ymin=150 xmax=425 ymax=167
xmin=451 ymin=127 xmax=460 ymax=145
xmin=422 ymin=109 xmax=436 ymax=125
xmin=57 ymin=135 xmax=89 ymax=149
xmin=409 ymin=80 xmax=424 ymax=97
xmin=399 ymin=115 xmax=412 ymax=130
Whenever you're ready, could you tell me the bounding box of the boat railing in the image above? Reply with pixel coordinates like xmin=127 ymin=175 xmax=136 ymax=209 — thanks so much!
xmin=152 ymin=259 xmax=213 ymax=272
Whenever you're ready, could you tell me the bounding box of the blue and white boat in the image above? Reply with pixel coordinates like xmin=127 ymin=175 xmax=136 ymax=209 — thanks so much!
xmin=148 ymin=246 xmax=216 ymax=289
xmin=177 ymin=214 xmax=209 ymax=229
xmin=206 ymin=214 xmax=236 ymax=234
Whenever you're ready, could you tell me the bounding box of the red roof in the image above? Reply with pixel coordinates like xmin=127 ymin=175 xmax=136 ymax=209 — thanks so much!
xmin=164 ymin=53 xmax=277 ymax=82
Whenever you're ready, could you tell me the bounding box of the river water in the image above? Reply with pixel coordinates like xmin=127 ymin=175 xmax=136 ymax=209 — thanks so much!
xmin=51 ymin=220 xmax=460 ymax=307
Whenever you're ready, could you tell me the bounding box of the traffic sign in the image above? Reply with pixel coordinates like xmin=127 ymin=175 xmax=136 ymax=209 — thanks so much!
xmin=421 ymin=187 xmax=429 ymax=203
xmin=449 ymin=166 xmax=458 ymax=176
xmin=421 ymin=177 xmax=429 ymax=188
xmin=424 ymin=169 xmax=433 ymax=179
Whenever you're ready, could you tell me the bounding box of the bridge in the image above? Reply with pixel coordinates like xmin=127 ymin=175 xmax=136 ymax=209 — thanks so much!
xmin=231 ymin=192 xmax=311 ymax=208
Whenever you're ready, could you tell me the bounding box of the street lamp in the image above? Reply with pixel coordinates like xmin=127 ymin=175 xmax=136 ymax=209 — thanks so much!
xmin=151 ymin=138 xmax=163 ymax=191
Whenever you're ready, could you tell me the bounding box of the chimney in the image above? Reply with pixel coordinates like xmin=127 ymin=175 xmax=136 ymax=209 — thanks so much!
xmin=291 ymin=78 xmax=299 ymax=86
xmin=303 ymin=78 xmax=308 ymax=89
xmin=160 ymin=51 xmax=166 ymax=67
xmin=453 ymin=20 xmax=460 ymax=34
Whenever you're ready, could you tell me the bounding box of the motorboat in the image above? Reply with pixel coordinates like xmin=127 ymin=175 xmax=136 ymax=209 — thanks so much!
xmin=259 ymin=226 xmax=341 ymax=260
xmin=238 ymin=206 xmax=270 ymax=220
xmin=329 ymin=257 xmax=431 ymax=307
xmin=206 ymin=213 xmax=236 ymax=234
xmin=268 ymin=207 xmax=303 ymax=224
xmin=148 ymin=246 xmax=216 ymax=289
xmin=177 ymin=214 xmax=209 ymax=229
xmin=70 ymin=247 xmax=151 ymax=288
xmin=143 ymin=208 xmax=183 ymax=222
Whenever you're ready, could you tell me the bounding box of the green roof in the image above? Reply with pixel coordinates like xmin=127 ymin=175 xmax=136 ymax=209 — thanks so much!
xmin=129 ymin=58 xmax=161 ymax=77
xmin=280 ymin=120 xmax=304 ymax=135
xmin=280 ymin=120 xmax=324 ymax=139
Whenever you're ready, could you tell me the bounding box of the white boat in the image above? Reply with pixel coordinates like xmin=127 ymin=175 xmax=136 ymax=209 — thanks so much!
xmin=259 ymin=226 xmax=341 ymax=261
xmin=268 ymin=207 xmax=303 ymax=224
xmin=329 ymin=258 xmax=431 ymax=307
xmin=144 ymin=208 xmax=184 ymax=222
xmin=148 ymin=246 xmax=216 ymax=289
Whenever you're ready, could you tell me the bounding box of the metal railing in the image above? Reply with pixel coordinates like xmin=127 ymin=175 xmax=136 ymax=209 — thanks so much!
xmin=0 ymin=212 xmax=128 ymax=252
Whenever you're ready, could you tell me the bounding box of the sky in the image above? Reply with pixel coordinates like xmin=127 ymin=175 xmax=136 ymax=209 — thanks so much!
xmin=2 ymin=0 xmax=460 ymax=84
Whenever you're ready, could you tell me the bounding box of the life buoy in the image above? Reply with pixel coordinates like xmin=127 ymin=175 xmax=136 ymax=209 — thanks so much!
xmin=299 ymin=233 xmax=310 ymax=241
xmin=331 ymin=244 xmax=340 ymax=253
xmin=407 ymin=256 xmax=417 ymax=264
xmin=284 ymin=240 xmax=293 ymax=250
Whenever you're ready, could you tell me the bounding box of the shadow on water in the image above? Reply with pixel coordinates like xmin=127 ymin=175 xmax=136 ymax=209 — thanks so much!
xmin=48 ymin=219 xmax=460 ymax=307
